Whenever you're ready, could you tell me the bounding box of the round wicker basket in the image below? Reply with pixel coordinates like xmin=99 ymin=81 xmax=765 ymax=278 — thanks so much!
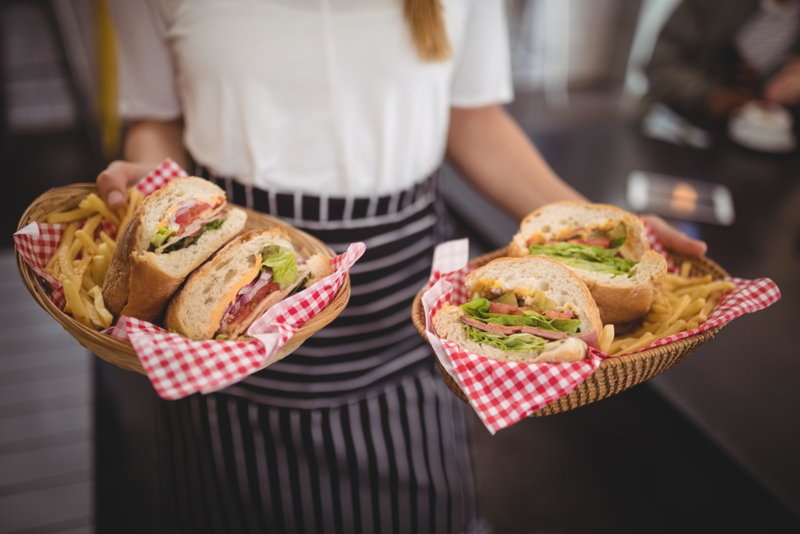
xmin=411 ymin=247 xmax=730 ymax=417
xmin=16 ymin=183 xmax=351 ymax=375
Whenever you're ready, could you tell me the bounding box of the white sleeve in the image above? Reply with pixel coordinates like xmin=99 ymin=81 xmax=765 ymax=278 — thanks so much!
xmin=108 ymin=0 xmax=182 ymax=120
xmin=449 ymin=0 xmax=514 ymax=108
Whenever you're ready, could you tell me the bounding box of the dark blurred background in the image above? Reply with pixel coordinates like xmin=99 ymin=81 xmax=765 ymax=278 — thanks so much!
xmin=1 ymin=1 xmax=799 ymax=533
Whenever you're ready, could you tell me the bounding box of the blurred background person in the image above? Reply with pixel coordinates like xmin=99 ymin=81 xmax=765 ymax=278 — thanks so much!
xmin=646 ymin=0 xmax=800 ymax=129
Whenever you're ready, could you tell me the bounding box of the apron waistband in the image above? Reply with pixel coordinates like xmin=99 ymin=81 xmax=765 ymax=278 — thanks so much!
xmin=194 ymin=166 xmax=441 ymax=223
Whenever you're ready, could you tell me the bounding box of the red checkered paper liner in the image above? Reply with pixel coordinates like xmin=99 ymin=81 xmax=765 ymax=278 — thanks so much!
xmin=13 ymin=158 xmax=187 ymax=309
xmin=108 ymin=242 xmax=365 ymax=399
xmin=422 ymin=235 xmax=780 ymax=434
xmin=15 ymin=158 xmax=365 ymax=399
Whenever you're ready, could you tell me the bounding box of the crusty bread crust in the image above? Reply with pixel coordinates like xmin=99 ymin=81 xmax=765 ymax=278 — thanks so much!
xmin=510 ymin=201 xmax=649 ymax=261
xmin=465 ymin=255 xmax=603 ymax=335
xmin=102 ymin=208 xmax=142 ymax=316
xmin=581 ymin=250 xmax=667 ymax=324
xmin=507 ymin=202 xmax=667 ymax=324
xmin=101 ymin=200 xmax=246 ymax=323
xmin=432 ymin=305 xmax=587 ymax=363
xmin=164 ymin=227 xmax=291 ymax=338
xmin=164 ymin=227 xmax=334 ymax=340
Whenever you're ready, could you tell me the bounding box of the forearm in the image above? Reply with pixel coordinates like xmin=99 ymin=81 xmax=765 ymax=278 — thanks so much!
xmin=124 ymin=118 xmax=189 ymax=172
xmin=446 ymin=105 xmax=585 ymax=221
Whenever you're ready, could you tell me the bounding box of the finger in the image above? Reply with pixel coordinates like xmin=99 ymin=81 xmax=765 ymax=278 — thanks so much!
xmin=96 ymin=161 xmax=147 ymax=210
xmin=644 ymin=215 xmax=707 ymax=257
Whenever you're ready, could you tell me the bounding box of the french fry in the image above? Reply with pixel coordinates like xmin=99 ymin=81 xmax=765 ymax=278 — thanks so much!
xmin=75 ymin=229 xmax=99 ymax=254
xmin=46 ymin=223 xmax=77 ymax=270
xmin=80 ymin=292 xmax=106 ymax=329
xmin=608 ymin=265 xmax=738 ymax=357
xmin=619 ymin=333 xmax=658 ymax=354
xmin=666 ymin=294 xmax=691 ymax=325
xmin=99 ymin=231 xmax=116 ymax=251
xmin=82 ymin=271 xmax=96 ymax=292
xmin=118 ymin=188 xmax=143 ymax=234
xmin=598 ymin=324 xmax=615 ymax=354
xmin=62 ymin=279 xmax=91 ymax=327
xmin=69 ymin=239 xmax=83 ymax=260
xmin=98 ymin=242 xmax=112 ymax=264
xmin=73 ymin=250 xmax=94 ymax=287
xmin=656 ymin=319 xmax=686 ymax=338
xmin=79 ymin=193 xmax=121 ymax=227
xmin=46 ymin=207 xmax=95 ymax=224
xmin=82 ymin=214 xmax=103 ymax=238
xmin=680 ymin=298 xmax=705 ymax=320
xmin=88 ymin=286 xmax=113 ymax=328
xmin=58 ymin=246 xmax=74 ymax=280
xmin=91 ymin=255 xmax=108 ymax=286
xmin=650 ymin=303 xmax=669 ymax=316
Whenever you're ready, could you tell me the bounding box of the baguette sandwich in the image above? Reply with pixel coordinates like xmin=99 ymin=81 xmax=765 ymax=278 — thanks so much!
xmin=165 ymin=227 xmax=334 ymax=341
xmin=508 ymin=201 xmax=667 ymax=324
xmin=102 ymin=177 xmax=247 ymax=323
xmin=433 ymin=256 xmax=602 ymax=363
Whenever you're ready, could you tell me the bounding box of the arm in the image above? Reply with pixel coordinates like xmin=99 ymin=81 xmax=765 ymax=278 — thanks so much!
xmin=446 ymin=105 xmax=707 ymax=256
xmin=446 ymin=106 xmax=585 ymax=220
xmin=97 ymin=118 xmax=188 ymax=209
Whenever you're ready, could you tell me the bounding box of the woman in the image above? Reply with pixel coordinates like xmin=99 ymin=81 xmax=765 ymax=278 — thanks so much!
xmin=99 ymin=1 xmax=706 ymax=532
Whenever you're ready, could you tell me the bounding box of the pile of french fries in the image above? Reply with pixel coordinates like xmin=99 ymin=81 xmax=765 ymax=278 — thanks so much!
xmin=42 ymin=189 xmax=144 ymax=329
xmin=604 ymin=261 xmax=737 ymax=356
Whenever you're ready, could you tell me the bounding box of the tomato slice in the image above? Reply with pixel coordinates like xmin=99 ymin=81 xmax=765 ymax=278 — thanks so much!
xmin=174 ymin=198 xmax=225 ymax=234
xmin=489 ymin=302 xmax=524 ymax=316
xmin=545 ymin=310 xmax=574 ymax=320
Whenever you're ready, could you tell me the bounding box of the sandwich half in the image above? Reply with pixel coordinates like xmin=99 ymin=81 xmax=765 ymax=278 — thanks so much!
xmin=433 ymin=256 xmax=602 ymax=363
xmin=165 ymin=227 xmax=334 ymax=341
xmin=103 ymin=177 xmax=247 ymax=323
xmin=507 ymin=201 xmax=667 ymax=324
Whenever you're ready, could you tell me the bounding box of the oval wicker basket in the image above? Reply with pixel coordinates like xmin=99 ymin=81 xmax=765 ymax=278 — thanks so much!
xmin=16 ymin=183 xmax=350 ymax=375
xmin=411 ymin=247 xmax=729 ymax=417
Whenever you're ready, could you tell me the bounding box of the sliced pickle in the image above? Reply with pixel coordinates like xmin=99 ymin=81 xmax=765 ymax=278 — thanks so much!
xmin=607 ymin=222 xmax=627 ymax=248
xmin=470 ymin=291 xmax=481 ymax=301
xmin=491 ymin=292 xmax=517 ymax=306
xmin=528 ymin=290 xmax=557 ymax=312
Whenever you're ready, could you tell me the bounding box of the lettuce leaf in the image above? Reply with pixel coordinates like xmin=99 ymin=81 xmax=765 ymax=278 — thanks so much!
xmin=158 ymin=219 xmax=226 ymax=254
xmin=466 ymin=326 xmax=547 ymax=352
xmin=528 ymin=242 xmax=636 ymax=277
xmin=260 ymin=245 xmax=297 ymax=289
xmin=460 ymin=298 xmax=581 ymax=334
xmin=150 ymin=227 xmax=175 ymax=248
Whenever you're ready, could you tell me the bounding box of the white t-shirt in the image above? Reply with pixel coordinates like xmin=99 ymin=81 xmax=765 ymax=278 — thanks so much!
xmin=109 ymin=0 xmax=513 ymax=197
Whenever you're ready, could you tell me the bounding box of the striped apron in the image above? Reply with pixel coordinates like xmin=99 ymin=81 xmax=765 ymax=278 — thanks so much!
xmin=155 ymin=170 xmax=484 ymax=534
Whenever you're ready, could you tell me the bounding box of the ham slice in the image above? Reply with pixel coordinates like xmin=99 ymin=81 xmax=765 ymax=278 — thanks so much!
xmin=459 ymin=315 xmax=599 ymax=349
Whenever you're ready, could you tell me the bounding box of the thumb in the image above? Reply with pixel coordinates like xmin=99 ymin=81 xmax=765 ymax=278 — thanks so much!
xmin=97 ymin=161 xmax=149 ymax=210
xmin=643 ymin=215 xmax=708 ymax=257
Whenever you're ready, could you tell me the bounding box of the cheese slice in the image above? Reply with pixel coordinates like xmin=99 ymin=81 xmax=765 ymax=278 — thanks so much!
xmin=207 ymin=254 xmax=262 ymax=334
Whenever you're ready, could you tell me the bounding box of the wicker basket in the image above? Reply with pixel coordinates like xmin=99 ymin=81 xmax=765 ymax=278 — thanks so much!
xmin=16 ymin=183 xmax=351 ymax=375
xmin=411 ymin=247 xmax=729 ymax=417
